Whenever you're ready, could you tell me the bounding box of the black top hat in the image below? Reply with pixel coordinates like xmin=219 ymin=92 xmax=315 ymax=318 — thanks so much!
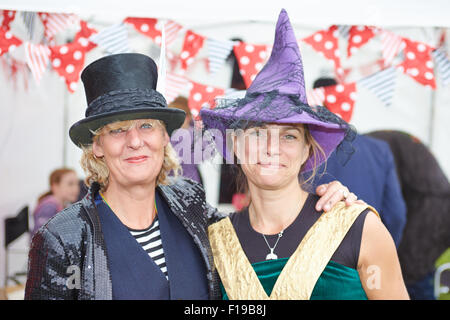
xmin=69 ymin=53 xmax=186 ymax=147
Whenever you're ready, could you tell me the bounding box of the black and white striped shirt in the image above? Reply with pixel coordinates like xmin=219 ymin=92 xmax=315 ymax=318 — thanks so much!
xmin=128 ymin=216 xmax=168 ymax=280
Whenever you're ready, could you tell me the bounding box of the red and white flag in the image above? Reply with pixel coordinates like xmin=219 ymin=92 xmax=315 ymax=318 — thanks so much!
xmin=0 ymin=28 xmax=22 ymax=57
xmin=38 ymin=12 xmax=79 ymax=40
xmin=180 ymin=30 xmax=205 ymax=70
xmin=165 ymin=72 xmax=189 ymax=104
xmin=24 ymin=42 xmax=51 ymax=83
xmin=322 ymin=82 xmax=357 ymax=122
xmin=165 ymin=20 xmax=183 ymax=46
xmin=188 ymin=81 xmax=225 ymax=118
xmin=306 ymin=87 xmax=325 ymax=106
xmin=380 ymin=30 xmax=405 ymax=67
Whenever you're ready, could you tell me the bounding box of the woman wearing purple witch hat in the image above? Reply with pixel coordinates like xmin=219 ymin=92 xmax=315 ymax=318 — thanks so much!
xmin=201 ymin=9 xmax=409 ymax=299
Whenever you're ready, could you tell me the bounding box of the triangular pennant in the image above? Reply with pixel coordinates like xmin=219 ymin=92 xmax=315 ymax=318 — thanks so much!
xmin=50 ymin=41 xmax=86 ymax=93
xmin=165 ymin=72 xmax=189 ymax=104
xmin=0 ymin=28 xmax=22 ymax=56
xmin=303 ymin=25 xmax=343 ymax=78
xmin=38 ymin=12 xmax=79 ymax=40
xmin=322 ymin=82 xmax=357 ymax=122
xmin=188 ymin=81 xmax=225 ymax=118
xmin=24 ymin=42 xmax=51 ymax=83
xmin=397 ymin=38 xmax=436 ymax=88
xmin=164 ymin=20 xmax=183 ymax=46
xmin=74 ymin=20 xmax=98 ymax=52
xmin=432 ymin=47 xmax=450 ymax=86
xmin=358 ymin=67 xmax=397 ymax=107
xmin=380 ymin=30 xmax=405 ymax=67
xmin=90 ymin=23 xmax=130 ymax=54
xmin=124 ymin=17 xmax=162 ymax=45
xmin=233 ymin=41 xmax=270 ymax=88
xmin=180 ymin=30 xmax=205 ymax=70
xmin=306 ymin=87 xmax=325 ymax=106
xmin=207 ymin=38 xmax=235 ymax=74
xmin=1 ymin=10 xmax=16 ymax=31
xmin=347 ymin=26 xmax=376 ymax=57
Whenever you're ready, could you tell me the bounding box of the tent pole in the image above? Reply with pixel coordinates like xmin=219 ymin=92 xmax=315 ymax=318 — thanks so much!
xmin=62 ymin=84 xmax=69 ymax=167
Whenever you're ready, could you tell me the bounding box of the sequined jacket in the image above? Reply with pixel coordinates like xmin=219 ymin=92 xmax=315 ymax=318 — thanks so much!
xmin=25 ymin=178 xmax=226 ymax=300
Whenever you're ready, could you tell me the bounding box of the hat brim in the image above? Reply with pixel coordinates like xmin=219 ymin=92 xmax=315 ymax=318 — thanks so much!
xmin=69 ymin=107 xmax=186 ymax=147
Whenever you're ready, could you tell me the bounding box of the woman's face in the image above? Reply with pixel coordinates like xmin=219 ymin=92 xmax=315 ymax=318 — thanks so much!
xmin=93 ymin=119 xmax=169 ymax=189
xmin=52 ymin=171 xmax=80 ymax=203
xmin=234 ymin=123 xmax=310 ymax=190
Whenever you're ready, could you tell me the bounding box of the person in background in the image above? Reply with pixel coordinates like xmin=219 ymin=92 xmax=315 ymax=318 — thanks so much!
xmin=31 ymin=168 xmax=80 ymax=237
xmin=303 ymin=77 xmax=407 ymax=247
xmin=168 ymin=96 xmax=203 ymax=184
xmin=368 ymin=130 xmax=450 ymax=300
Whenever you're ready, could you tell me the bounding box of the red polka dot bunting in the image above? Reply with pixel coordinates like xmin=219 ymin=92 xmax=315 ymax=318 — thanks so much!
xmin=347 ymin=26 xmax=376 ymax=57
xmin=233 ymin=42 xmax=270 ymax=88
xmin=303 ymin=25 xmax=343 ymax=78
xmin=1 ymin=10 xmax=16 ymax=31
xmin=49 ymin=41 xmax=86 ymax=93
xmin=74 ymin=20 xmax=98 ymax=52
xmin=322 ymin=82 xmax=357 ymax=122
xmin=188 ymin=81 xmax=225 ymax=118
xmin=180 ymin=30 xmax=205 ymax=70
xmin=397 ymin=38 xmax=436 ymax=89
xmin=0 ymin=28 xmax=22 ymax=57
xmin=124 ymin=17 xmax=162 ymax=45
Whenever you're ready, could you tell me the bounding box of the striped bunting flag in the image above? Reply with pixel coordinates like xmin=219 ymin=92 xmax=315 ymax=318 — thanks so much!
xmin=90 ymin=23 xmax=130 ymax=54
xmin=207 ymin=38 xmax=235 ymax=74
xmin=380 ymin=30 xmax=405 ymax=67
xmin=164 ymin=20 xmax=183 ymax=46
xmin=24 ymin=42 xmax=51 ymax=83
xmin=38 ymin=13 xmax=79 ymax=40
xmin=21 ymin=12 xmax=37 ymax=41
xmin=432 ymin=47 xmax=450 ymax=86
xmin=306 ymin=87 xmax=325 ymax=106
xmin=165 ymin=73 xmax=189 ymax=104
xmin=358 ymin=66 xmax=396 ymax=107
xmin=337 ymin=25 xmax=351 ymax=39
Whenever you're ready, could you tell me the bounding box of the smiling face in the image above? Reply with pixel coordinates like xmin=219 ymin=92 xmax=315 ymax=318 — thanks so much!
xmin=92 ymin=119 xmax=169 ymax=190
xmin=234 ymin=123 xmax=311 ymax=191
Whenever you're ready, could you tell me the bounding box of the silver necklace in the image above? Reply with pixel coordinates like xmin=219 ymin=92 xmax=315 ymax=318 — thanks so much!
xmin=262 ymin=230 xmax=284 ymax=260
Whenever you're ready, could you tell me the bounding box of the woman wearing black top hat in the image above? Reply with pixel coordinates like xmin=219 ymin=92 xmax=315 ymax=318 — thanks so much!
xmin=25 ymin=53 xmax=360 ymax=300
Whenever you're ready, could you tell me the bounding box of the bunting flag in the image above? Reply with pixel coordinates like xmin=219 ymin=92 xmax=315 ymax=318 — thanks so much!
xmin=207 ymin=38 xmax=235 ymax=74
xmin=397 ymin=38 xmax=436 ymax=88
xmin=347 ymin=26 xmax=377 ymax=57
xmin=21 ymin=12 xmax=37 ymax=40
xmin=165 ymin=72 xmax=189 ymax=104
xmin=50 ymin=41 xmax=86 ymax=92
xmin=24 ymin=42 xmax=51 ymax=83
xmin=306 ymin=87 xmax=325 ymax=106
xmin=1 ymin=10 xmax=16 ymax=31
xmin=337 ymin=25 xmax=351 ymax=39
xmin=358 ymin=67 xmax=396 ymax=106
xmin=188 ymin=81 xmax=225 ymax=117
xmin=432 ymin=47 xmax=450 ymax=86
xmin=0 ymin=28 xmax=22 ymax=56
xmin=124 ymin=17 xmax=162 ymax=45
xmin=233 ymin=41 xmax=270 ymax=88
xmin=180 ymin=30 xmax=205 ymax=70
xmin=90 ymin=22 xmax=130 ymax=54
xmin=164 ymin=20 xmax=183 ymax=46
xmin=321 ymin=82 xmax=357 ymax=122
xmin=38 ymin=12 xmax=79 ymax=40
xmin=380 ymin=30 xmax=405 ymax=67
xmin=303 ymin=25 xmax=343 ymax=77
xmin=74 ymin=20 xmax=98 ymax=52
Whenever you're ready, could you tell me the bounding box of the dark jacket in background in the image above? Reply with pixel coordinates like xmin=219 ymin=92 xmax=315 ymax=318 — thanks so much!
xmin=368 ymin=130 xmax=450 ymax=284
xmin=303 ymin=134 xmax=407 ymax=246
xmin=25 ymin=178 xmax=225 ymax=300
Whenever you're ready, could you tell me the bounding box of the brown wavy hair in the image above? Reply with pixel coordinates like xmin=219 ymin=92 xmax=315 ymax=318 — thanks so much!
xmin=37 ymin=168 xmax=77 ymax=203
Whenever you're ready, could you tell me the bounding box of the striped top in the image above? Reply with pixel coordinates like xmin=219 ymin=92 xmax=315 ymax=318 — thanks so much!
xmin=128 ymin=216 xmax=168 ymax=280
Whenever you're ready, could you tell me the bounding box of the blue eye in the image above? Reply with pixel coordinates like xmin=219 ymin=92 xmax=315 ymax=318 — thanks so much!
xmin=283 ymin=134 xmax=297 ymax=140
xmin=110 ymin=128 xmax=124 ymax=135
xmin=141 ymin=122 xmax=153 ymax=129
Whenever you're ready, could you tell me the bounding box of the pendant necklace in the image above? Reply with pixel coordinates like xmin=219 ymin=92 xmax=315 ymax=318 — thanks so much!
xmin=262 ymin=230 xmax=284 ymax=260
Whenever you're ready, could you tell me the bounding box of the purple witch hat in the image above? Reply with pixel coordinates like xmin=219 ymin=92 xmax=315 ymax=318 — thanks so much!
xmin=200 ymin=9 xmax=354 ymax=172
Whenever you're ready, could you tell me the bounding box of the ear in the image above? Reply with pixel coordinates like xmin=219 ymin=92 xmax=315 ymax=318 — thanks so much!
xmin=162 ymin=130 xmax=170 ymax=148
xmin=92 ymin=138 xmax=104 ymax=158
xmin=300 ymin=142 xmax=311 ymax=167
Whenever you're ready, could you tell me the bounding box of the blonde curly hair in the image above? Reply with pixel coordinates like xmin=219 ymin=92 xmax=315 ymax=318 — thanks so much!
xmin=80 ymin=119 xmax=181 ymax=191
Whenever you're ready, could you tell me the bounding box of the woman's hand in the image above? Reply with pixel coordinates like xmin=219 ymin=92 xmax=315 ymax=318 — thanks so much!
xmin=315 ymin=180 xmax=365 ymax=212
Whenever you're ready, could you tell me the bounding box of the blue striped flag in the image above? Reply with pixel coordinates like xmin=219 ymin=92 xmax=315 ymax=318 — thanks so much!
xmin=432 ymin=47 xmax=450 ymax=86
xmin=90 ymin=23 xmax=130 ymax=54
xmin=21 ymin=11 xmax=37 ymax=41
xmin=207 ymin=38 xmax=235 ymax=74
xmin=358 ymin=66 xmax=397 ymax=107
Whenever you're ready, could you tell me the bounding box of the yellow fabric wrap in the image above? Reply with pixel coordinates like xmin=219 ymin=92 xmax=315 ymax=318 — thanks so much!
xmin=208 ymin=202 xmax=379 ymax=300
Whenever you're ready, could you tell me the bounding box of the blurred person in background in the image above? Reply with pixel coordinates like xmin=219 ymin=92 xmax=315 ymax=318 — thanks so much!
xmin=303 ymin=77 xmax=407 ymax=246
xmin=368 ymin=130 xmax=450 ymax=300
xmin=168 ymin=96 xmax=203 ymax=184
xmin=31 ymin=168 xmax=79 ymax=237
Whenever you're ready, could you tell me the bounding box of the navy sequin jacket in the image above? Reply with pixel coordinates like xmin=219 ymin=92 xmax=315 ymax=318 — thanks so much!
xmin=25 ymin=178 xmax=226 ymax=300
